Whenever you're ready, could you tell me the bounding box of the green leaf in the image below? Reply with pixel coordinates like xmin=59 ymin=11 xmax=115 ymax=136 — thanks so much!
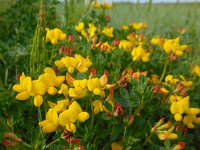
xmin=59 ymin=138 xmax=70 ymax=147
xmin=120 ymin=87 xmax=130 ymax=101
xmin=164 ymin=139 xmax=170 ymax=150
xmin=104 ymin=101 xmax=113 ymax=112
xmin=101 ymin=113 xmax=111 ymax=120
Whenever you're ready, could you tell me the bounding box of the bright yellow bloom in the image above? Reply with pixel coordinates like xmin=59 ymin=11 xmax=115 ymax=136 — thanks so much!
xmin=88 ymin=23 xmax=96 ymax=38
xmin=46 ymin=28 xmax=66 ymax=45
xmin=118 ymin=40 xmax=132 ymax=50
xmin=150 ymin=36 xmax=164 ymax=48
xmin=34 ymin=95 xmax=43 ymax=107
xmin=191 ymin=64 xmax=200 ymax=77
xmin=131 ymin=45 xmax=150 ymax=62
xmin=170 ymin=96 xmax=190 ymax=121
xmin=87 ymin=74 xmax=107 ymax=97
xmin=164 ymin=37 xmax=188 ymax=56
xmin=78 ymin=112 xmax=89 ymax=122
xmin=31 ymin=80 xmax=46 ymax=107
xmin=39 ymin=108 xmax=59 ymax=133
xmin=94 ymin=1 xmax=102 ymax=8
xmin=38 ymin=67 xmax=65 ymax=95
xmin=180 ymin=75 xmax=193 ymax=87
xmin=13 ymin=73 xmax=32 ymax=100
xmin=131 ymin=22 xmax=147 ymax=30
xmin=183 ymin=114 xmax=200 ymax=129
xmin=58 ymin=83 xmax=68 ymax=98
xmin=122 ymin=25 xmax=129 ymax=30
xmin=58 ymin=101 xmax=89 ymax=133
xmin=75 ymin=22 xmax=84 ymax=32
xmin=48 ymin=99 xmax=69 ymax=113
xmin=55 ymin=54 xmax=92 ymax=74
xmin=165 ymin=75 xmax=179 ymax=85
xmin=92 ymin=100 xmax=104 ymax=114
xmin=102 ymin=3 xmax=112 ymax=9
xmin=102 ymin=27 xmax=114 ymax=38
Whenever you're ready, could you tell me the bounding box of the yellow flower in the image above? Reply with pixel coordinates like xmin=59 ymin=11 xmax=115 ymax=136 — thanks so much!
xmin=122 ymin=25 xmax=129 ymax=30
xmin=48 ymin=99 xmax=69 ymax=113
xmin=13 ymin=73 xmax=32 ymax=100
xmin=111 ymin=142 xmax=123 ymax=150
xmin=56 ymin=54 xmax=92 ymax=74
xmin=39 ymin=108 xmax=59 ymax=133
xmin=118 ymin=40 xmax=132 ymax=50
xmin=92 ymin=100 xmax=104 ymax=114
xmin=170 ymin=96 xmax=190 ymax=121
xmin=183 ymin=114 xmax=200 ymax=129
xmin=131 ymin=22 xmax=147 ymax=30
xmin=102 ymin=27 xmax=114 ymax=38
xmin=58 ymin=83 xmax=68 ymax=98
xmin=164 ymin=37 xmax=188 ymax=56
xmin=131 ymin=45 xmax=150 ymax=62
xmin=88 ymin=23 xmax=96 ymax=38
xmin=103 ymin=3 xmax=112 ymax=9
xmin=46 ymin=28 xmax=66 ymax=45
xmin=165 ymin=75 xmax=179 ymax=85
xmin=68 ymin=79 xmax=88 ymax=99
xmin=180 ymin=75 xmax=193 ymax=87
xmin=78 ymin=112 xmax=89 ymax=122
xmin=191 ymin=64 xmax=200 ymax=77
xmin=38 ymin=67 xmax=65 ymax=95
xmin=87 ymin=78 xmax=105 ymax=97
xmin=34 ymin=95 xmax=43 ymax=107
xmin=94 ymin=1 xmax=102 ymax=9
xmin=157 ymin=126 xmax=178 ymax=140
xmin=31 ymin=80 xmax=46 ymax=107
xmin=58 ymin=101 xmax=89 ymax=133
xmin=75 ymin=22 xmax=84 ymax=32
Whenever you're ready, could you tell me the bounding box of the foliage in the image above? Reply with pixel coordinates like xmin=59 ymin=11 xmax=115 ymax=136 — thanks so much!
xmin=1 ymin=1 xmax=200 ymax=150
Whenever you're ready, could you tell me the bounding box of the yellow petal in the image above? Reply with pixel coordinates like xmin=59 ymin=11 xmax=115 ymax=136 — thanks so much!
xmin=34 ymin=95 xmax=43 ymax=107
xmin=66 ymin=123 xmax=76 ymax=133
xmin=16 ymin=91 xmax=30 ymax=100
xmin=48 ymin=87 xmax=57 ymax=95
xmin=78 ymin=112 xmax=89 ymax=122
xmin=13 ymin=84 xmax=22 ymax=92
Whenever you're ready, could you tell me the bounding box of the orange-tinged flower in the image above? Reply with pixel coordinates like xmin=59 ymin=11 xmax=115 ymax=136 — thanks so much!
xmin=111 ymin=142 xmax=123 ymax=150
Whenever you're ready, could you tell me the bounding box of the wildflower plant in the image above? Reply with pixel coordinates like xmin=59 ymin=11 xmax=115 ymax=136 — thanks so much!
xmin=1 ymin=0 xmax=200 ymax=150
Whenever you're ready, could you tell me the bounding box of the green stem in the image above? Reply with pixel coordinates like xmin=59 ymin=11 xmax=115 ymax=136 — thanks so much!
xmin=159 ymin=59 xmax=168 ymax=83
xmin=89 ymin=96 xmax=94 ymax=131
xmin=5 ymin=68 xmax=8 ymax=85
xmin=38 ymin=107 xmax=44 ymax=138
xmin=43 ymin=138 xmax=60 ymax=149
xmin=49 ymin=45 xmax=55 ymax=64
xmin=143 ymin=133 xmax=153 ymax=145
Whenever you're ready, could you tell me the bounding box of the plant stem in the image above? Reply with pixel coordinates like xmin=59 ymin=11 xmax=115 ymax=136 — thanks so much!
xmin=43 ymin=138 xmax=60 ymax=149
xmin=159 ymin=59 xmax=168 ymax=83
xmin=38 ymin=107 xmax=44 ymax=138
xmin=89 ymin=96 xmax=94 ymax=131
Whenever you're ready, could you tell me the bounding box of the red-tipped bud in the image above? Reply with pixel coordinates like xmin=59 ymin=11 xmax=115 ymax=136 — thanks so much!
xmin=68 ymin=35 xmax=74 ymax=42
